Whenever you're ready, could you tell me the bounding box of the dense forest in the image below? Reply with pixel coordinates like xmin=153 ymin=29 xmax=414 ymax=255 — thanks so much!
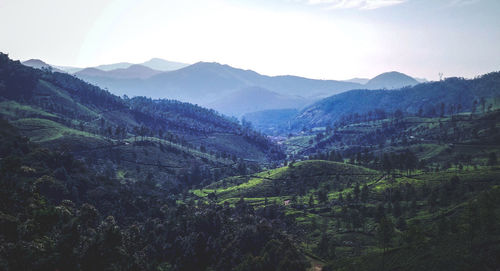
xmin=244 ymin=73 xmax=500 ymax=132
xmin=1 ymin=51 xmax=500 ymax=271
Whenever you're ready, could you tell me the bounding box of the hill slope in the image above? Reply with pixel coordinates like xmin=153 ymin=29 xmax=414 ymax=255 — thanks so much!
xmin=75 ymin=64 xmax=161 ymax=79
xmin=364 ymin=71 xmax=419 ymax=89
xmin=74 ymin=61 xmax=364 ymax=105
xmin=22 ymin=59 xmax=65 ymax=73
xmin=207 ymin=86 xmax=309 ymax=117
xmin=141 ymin=57 xmax=189 ymax=71
xmin=292 ymin=73 xmax=500 ymax=129
xmin=195 ymin=160 xmax=379 ymax=201
xmin=1 ymin=52 xmax=283 ymax=188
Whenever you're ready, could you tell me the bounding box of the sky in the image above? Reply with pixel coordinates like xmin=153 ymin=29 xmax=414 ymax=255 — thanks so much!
xmin=0 ymin=0 xmax=499 ymax=81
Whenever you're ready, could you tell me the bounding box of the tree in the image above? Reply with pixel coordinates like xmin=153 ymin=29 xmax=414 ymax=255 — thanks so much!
xmin=393 ymin=201 xmax=402 ymax=217
xmin=308 ymin=194 xmax=315 ymax=208
xmin=394 ymin=109 xmax=403 ymax=120
xmin=375 ymin=203 xmax=385 ymax=222
xmin=317 ymin=189 xmax=328 ymax=204
xmin=361 ymin=184 xmax=369 ymax=202
xmin=382 ymin=154 xmax=392 ymax=175
xmin=353 ymin=183 xmax=360 ymax=201
xmin=488 ymin=152 xmax=497 ymax=166
xmin=377 ymin=216 xmax=395 ymax=270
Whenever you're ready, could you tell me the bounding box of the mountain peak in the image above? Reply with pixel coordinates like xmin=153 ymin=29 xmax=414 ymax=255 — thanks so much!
xmin=141 ymin=58 xmax=189 ymax=71
xmin=22 ymin=59 xmax=65 ymax=73
xmin=365 ymin=71 xmax=419 ymax=90
xmin=22 ymin=59 xmax=51 ymax=69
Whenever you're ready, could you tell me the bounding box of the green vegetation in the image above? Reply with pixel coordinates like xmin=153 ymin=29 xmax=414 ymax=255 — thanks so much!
xmin=1 ymin=52 xmax=500 ymax=270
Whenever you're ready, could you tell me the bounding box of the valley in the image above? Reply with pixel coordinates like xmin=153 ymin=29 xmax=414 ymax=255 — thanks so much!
xmin=1 ymin=52 xmax=499 ymax=271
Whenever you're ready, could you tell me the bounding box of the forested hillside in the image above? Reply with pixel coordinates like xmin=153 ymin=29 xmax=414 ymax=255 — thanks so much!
xmin=195 ymin=107 xmax=500 ymax=270
xmin=0 ymin=53 xmax=283 ymax=191
xmin=2 ymin=51 xmax=500 ymax=271
xmin=291 ymin=73 xmax=500 ymax=130
xmin=0 ymin=119 xmax=307 ymax=271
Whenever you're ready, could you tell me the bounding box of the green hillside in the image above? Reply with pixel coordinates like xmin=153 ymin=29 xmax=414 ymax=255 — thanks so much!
xmin=1 ymin=50 xmax=500 ymax=271
xmin=194 ymin=160 xmax=379 ymax=200
xmin=193 ymin=158 xmax=500 ymax=270
xmin=291 ymin=73 xmax=500 ymax=130
xmin=0 ymin=53 xmax=283 ymax=189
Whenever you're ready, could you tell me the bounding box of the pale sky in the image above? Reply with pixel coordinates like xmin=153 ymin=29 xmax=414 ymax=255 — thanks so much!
xmin=1 ymin=0 xmax=499 ymax=80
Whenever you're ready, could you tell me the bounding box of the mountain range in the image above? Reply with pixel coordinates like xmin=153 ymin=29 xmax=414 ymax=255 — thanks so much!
xmin=207 ymin=86 xmax=311 ymax=117
xmin=292 ymin=72 xmax=500 ymax=130
xmin=22 ymin=58 xmax=424 ymax=117
xmin=4 ymin=51 xmax=500 ymax=271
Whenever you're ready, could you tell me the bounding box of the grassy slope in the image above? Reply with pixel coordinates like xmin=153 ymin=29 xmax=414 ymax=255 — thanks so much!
xmin=0 ymin=83 xmax=239 ymax=186
xmin=193 ymin=160 xmax=380 ymax=202
xmin=193 ymin=157 xmax=500 ymax=269
xmin=285 ymin=112 xmax=500 ymax=165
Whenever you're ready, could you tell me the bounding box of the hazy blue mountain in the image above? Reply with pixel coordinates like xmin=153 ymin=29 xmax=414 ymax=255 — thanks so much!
xmin=291 ymin=72 xmax=500 ymax=129
xmin=344 ymin=77 xmax=370 ymax=84
xmin=74 ymin=67 xmax=107 ymax=77
xmin=141 ymin=57 xmax=189 ymax=71
xmin=415 ymin=77 xmax=429 ymax=83
xmin=74 ymin=61 xmax=365 ymax=104
xmin=364 ymin=71 xmax=419 ymax=89
xmin=107 ymin=64 xmax=162 ymax=78
xmin=243 ymin=108 xmax=298 ymax=135
xmin=22 ymin=59 xmax=65 ymax=73
xmin=90 ymin=58 xmax=188 ymax=72
xmin=207 ymin=86 xmax=309 ymax=117
xmin=54 ymin=65 xmax=83 ymax=73
xmin=75 ymin=64 xmax=161 ymax=80
xmin=53 ymin=58 xmax=187 ymax=73
xmin=93 ymin=61 xmax=134 ymax=71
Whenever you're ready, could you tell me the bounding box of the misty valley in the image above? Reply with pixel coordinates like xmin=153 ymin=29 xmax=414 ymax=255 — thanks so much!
xmin=1 ymin=51 xmax=499 ymax=271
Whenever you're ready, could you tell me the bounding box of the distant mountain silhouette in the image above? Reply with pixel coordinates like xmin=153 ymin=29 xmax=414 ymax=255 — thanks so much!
xmin=22 ymin=59 xmax=65 ymax=73
xmin=343 ymin=77 xmax=370 ymax=84
xmin=290 ymin=72 xmax=500 ymax=129
xmin=93 ymin=62 xmax=134 ymax=71
xmin=207 ymin=86 xmax=310 ymax=117
xmin=75 ymin=64 xmax=161 ymax=79
xmin=141 ymin=58 xmax=189 ymax=71
xmin=74 ymin=61 xmax=364 ymax=105
xmin=89 ymin=58 xmax=188 ymax=72
xmin=364 ymin=71 xmax=419 ymax=89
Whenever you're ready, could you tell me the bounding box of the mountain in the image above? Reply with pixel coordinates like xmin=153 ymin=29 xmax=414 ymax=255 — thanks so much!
xmin=415 ymin=77 xmax=428 ymax=83
xmin=4 ymin=52 xmax=500 ymax=271
xmin=344 ymin=77 xmax=370 ymax=84
xmin=243 ymin=109 xmax=298 ymax=135
xmin=74 ymin=61 xmax=365 ymax=105
xmin=0 ymin=52 xmax=283 ymax=186
xmin=54 ymin=65 xmax=83 ymax=73
xmin=92 ymin=58 xmax=189 ymax=72
xmin=22 ymin=59 xmax=51 ymax=69
xmin=290 ymin=72 xmax=500 ymax=129
xmin=93 ymin=61 xmax=133 ymax=71
xmin=364 ymin=71 xmax=419 ymax=89
xmin=207 ymin=86 xmax=309 ymax=117
xmin=74 ymin=67 xmax=107 ymax=77
xmin=75 ymin=64 xmax=161 ymax=80
xmin=107 ymin=64 xmax=162 ymax=79
xmin=22 ymin=59 xmax=65 ymax=73
xmin=141 ymin=57 xmax=189 ymax=71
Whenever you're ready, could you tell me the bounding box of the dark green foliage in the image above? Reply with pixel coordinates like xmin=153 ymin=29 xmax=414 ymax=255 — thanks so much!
xmin=488 ymin=152 xmax=497 ymax=166
xmin=293 ymin=72 xmax=500 ymax=128
xmin=0 ymin=52 xmax=284 ymax=191
xmin=0 ymin=119 xmax=306 ymax=271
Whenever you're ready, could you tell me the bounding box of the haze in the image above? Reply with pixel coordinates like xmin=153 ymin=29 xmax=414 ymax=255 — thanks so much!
xmin=1 ymin=0 xmax=499 ymax=80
